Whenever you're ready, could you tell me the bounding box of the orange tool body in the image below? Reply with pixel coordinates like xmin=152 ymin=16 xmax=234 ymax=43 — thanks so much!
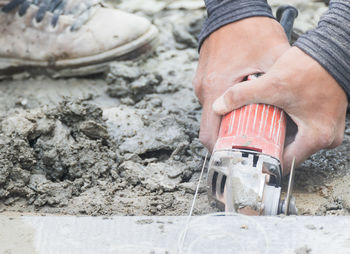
xmin=217 ymin=75 xmax=286 ymax=162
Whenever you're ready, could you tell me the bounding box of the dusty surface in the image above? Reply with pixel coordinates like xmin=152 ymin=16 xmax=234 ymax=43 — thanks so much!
xmin=0 ymin=0 xmax=349 ymax=216
xmin=0 ymin=217 xmax=37 ymax=254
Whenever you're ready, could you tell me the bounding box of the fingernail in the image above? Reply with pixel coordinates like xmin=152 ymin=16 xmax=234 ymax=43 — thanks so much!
xmin=212 ymin=96 xmax=227 ymax=114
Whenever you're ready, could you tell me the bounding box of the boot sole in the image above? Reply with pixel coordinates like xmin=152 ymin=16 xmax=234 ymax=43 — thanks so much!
xmin=0 ymin=25 xmax=158 ymax=79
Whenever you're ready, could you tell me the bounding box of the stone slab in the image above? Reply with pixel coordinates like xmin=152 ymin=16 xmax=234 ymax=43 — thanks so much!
xmin=1 ymin=214 xmax=350 ymax=253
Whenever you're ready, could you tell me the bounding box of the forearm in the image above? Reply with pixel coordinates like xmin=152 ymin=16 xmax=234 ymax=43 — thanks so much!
xmin=198 ymin=0 xmax=274 ymax=50
xmin=294 ymin=0 xmax=350 ymax=99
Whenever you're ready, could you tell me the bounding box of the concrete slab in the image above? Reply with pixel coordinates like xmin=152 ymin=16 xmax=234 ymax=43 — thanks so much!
xmin=1 ymin=214 xmax=350 ymax=254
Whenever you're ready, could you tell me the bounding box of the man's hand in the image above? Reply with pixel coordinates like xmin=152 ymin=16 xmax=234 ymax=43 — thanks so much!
xmin=213 ymin=47 xmax=348 ymax=174
xmin=193 ymin=17 xmax=290 ymax=152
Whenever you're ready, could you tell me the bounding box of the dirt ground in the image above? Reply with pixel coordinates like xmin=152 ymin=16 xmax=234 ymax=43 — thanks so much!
xmin=0 ymin=0 xmax=349 ymax=216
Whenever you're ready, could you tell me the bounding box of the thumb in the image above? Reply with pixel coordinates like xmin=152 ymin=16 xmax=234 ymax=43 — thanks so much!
xmin=212 ymin=76 xmax=280 ymax=115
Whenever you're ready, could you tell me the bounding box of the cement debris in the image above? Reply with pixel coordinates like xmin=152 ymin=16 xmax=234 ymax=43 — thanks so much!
xmin=0 ymin=0 xmax=349 ymax=216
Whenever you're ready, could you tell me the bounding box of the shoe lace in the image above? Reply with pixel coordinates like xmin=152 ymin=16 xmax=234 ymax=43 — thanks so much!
xmin=2 ymin=0 xmax=99 ymax=29
xmin=2 ymin=0 xmax=66 ymax=27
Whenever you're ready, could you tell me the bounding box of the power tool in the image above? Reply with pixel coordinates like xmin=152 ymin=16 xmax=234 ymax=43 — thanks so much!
xmin=207 ymin=5 xmax=299 ymax=216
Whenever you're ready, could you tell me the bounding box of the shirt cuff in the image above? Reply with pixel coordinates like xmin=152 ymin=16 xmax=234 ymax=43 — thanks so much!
xmin=199 ymin=0 xmax=274 ymax=50
xmin=294 ymin=0 xmax=350 ymax=99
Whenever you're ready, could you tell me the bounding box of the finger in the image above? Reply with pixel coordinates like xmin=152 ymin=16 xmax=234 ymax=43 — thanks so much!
xmin=212 ymin=76 xmax=283 ymax=115
xmin=282 ymin=127 xmax=318 ymax=175
xmin=199 ymin=104 xmax=221 ymax=152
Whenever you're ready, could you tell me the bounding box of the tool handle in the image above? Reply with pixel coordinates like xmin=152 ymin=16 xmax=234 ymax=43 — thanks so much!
xmin=276 ymin=5 xmax=298 ymax=42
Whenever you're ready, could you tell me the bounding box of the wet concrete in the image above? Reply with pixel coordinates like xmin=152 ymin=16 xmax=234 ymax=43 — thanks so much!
xmin=0 ymin=0 xmax=349 ymax=216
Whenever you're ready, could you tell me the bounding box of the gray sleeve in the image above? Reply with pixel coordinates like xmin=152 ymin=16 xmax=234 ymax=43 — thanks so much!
xmin=294 ymin=0 xmax=350 ymax=98
xmin=198 ymin=0 xmax=274 ymax=50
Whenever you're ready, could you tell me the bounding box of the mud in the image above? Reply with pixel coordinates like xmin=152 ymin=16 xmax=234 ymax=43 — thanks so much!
xmin=0 ymin=0 xmax=349 ymax=216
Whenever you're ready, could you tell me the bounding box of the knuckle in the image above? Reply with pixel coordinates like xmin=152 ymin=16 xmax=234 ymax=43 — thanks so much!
xmin=330 ymin=132 xmax=344 ymax=148
xmin=316 ymin=126 xmax=336 ymax=148
xmin=192 ymin=76 xmax=214 ymax=99
xmin=202 ymin=76 xmax=216 ymax=90
xmin=192 ymin=77 xmax=202 ymax=98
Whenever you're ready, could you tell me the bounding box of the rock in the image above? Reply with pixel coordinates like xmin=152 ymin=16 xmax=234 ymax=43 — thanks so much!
xmin=341 ymin=192 xmax=350 ymax=211
xmin=295 ymin=245 xmax=312 ymax=254
xmin=167 ymin=1 xmax=205 ymax=10
xmin=1 ymin=115 xmax=36 ymax=137
xmin=119 ymin=161 xmax=182 ymax=192
xmin=107 ymin=73 xmax=162 ymax=102
xmin=108 ymin=62 xmax=141 ymax=81
xmin=79 ymin=120 xmax=108 ymax=139
xmin=106 ymin=78 xmax=130 ymax=98
xmin=179 ymin=182 xmax=206 ymax=194
xmin=172 ymin=24 xmax=198 ymax=48
xmin=167 ymin=166 xmax=183 ymax=179
xmin=103 ymin=106 xmax=144 ymax=141
xmin=9 ymin=167 xmax=31 ymax=186
xmin=305 ymin=224 xmax=316 ymax=230
xmin=345 ymin=125 xmax=350 ymax=135
xmin=0 ymin=166 xmax=10 ymax=185
xmin=53 ymin=100 xmax=104 ymax=127
xmin=118 ymin=115 xmax=190 ymax=155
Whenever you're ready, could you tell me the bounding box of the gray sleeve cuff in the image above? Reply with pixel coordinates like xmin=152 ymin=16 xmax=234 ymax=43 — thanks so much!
xmin=198 ymin=0 xmax=274 ymax=50
xmin=294 ymin=0 xmax=350 ymax=99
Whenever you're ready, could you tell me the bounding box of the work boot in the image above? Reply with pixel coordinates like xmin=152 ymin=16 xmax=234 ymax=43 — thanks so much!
xmin=0 ymin=0 xmax=158 ymax=78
